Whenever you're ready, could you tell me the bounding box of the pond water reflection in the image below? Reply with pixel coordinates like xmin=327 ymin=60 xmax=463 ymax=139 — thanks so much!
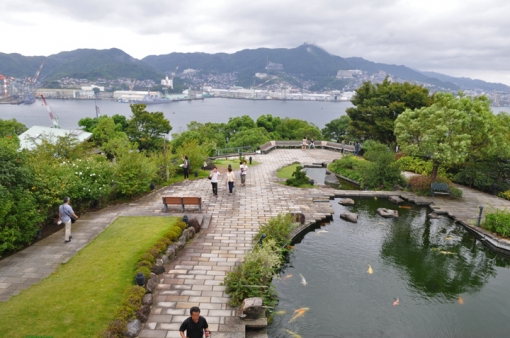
xmin=268 ymin=198 xmax=510 ymax=337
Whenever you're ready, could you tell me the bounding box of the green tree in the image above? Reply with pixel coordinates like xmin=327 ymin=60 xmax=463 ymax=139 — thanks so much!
xmin=92 ymin=117 xmax=127 ymax=147
xmin=92 ymin=87 xmax=100 ymax=95
xmin=125 ymin=104 xmax=172 ymax=151
xmin=176 ymin=139 xmax=209 ymax=172
xmin=322 ymin=116 xmax=350 ymax=142
xmin=347 ymin=78 xmax=432 ymax=146
xmin=0 ymin=118 xmax=27 ymax=137
xmin=225 ymin=115 xmax=256 ymax=140
xmin=228 ymin=128 xmax=270 ymax=148
xmin=171 ymin=122 xmax=227 ymax=155
xmin=395 ymin=92 xmax=496 ymax=180
xmin=276 ymin=118 xmax=322 ymax=140
xmin=256 ymin=114 xmax=282 ymax=133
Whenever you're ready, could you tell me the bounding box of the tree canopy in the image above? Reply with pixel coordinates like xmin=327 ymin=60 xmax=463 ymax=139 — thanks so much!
xmin=347 ymin=78 xmax=432 ymax=145
xmin=394 ymin=92 xmax=496 ymax=179
xmin=322 ymin=115 xmax=350 ymax=142
xmin=125 ymin=104 xmax=172 ymax=151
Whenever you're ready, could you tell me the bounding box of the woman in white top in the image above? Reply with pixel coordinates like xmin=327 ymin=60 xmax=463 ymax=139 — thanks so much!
xmin=226 ymin=167 xmax=236 ymax=194
xmin=209 ymin=167 xmax=220 ymax=196
xmin=240 ymin=160 xmax=248 ymax=187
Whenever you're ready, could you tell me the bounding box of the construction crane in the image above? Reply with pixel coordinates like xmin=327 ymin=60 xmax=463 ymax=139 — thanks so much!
xmin=41 ymin=95 xmax=60 ymax=128
xmin=0 ymin=74 xmax=7 ymax=96
xmin=31 ymin=61 xmax=45 ymax=86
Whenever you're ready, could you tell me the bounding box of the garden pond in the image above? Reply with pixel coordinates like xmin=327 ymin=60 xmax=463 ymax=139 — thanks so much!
xmin=268 ymin=197 xmax=510 ymax=337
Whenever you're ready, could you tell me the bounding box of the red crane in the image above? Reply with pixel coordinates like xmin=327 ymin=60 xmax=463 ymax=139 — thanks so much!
xmin=31 ymin=61 xmax=45 ymax=86
xmin=41 ymin=94 xmax=60 ymax=128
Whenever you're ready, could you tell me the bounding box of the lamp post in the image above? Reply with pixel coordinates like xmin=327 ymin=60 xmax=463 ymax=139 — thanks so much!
xmin=160 ymin=133 xmax=169 ymax=181
xmin=258 ymin=233 xmax=267 ymax=247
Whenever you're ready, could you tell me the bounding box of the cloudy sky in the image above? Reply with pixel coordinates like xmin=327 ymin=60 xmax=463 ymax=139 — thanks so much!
xmin=2 ymin=0 xmax=510 ymax=85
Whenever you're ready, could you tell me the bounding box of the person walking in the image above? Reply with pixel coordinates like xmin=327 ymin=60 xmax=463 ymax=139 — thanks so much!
xmin=309 ymin=137 xmax=315 ymax=149
xmin=341 ymin=140 xmax=345 ymax=154
xmin=58 ymin=196 xmax=78 ymax=243
xmin=183 ymin=155 xmax=190 ymax=181
xmin=302 ymin=136 xmax=307 ymax=150
xmin=179 ymin=306 xmax=210 ymax=338
xmin=209 ymin=166 xmax=220 ymax=196
xmin=240 ymin=160 xmax=248 ymax=187
xmin=226 ymin=167 xmax=235 ymax=195
xmin=354 ymin=142 xmax=360 ymax=156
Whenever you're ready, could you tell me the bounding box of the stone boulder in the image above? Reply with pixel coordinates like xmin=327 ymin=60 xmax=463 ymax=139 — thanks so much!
xmin=339 ymin=198 xmax=355 ymax=206
xmin=136 ymin=305 xmax=151 ymax=323
xmin=161 ymin=254 xmax=169 ymax=264
xmin=142 ymin=293 xmax=153 ymax=306
xmin=389 ymin=196 xmax=404 ymax=204
xmin=340 ymin=211 xmax=358 ymax=223
xmin=428 ymin=213 xmax=441 ymax=219
xmin=288 ymin=213 xmax=305 ymax=225
xmin=186 ymin=226 xmax=196 ymax=239
xmin=125 ymin=319 xmax=142 ymax=338
xmin=240 ymin=297 xmax=264 ymax=319
xmin=179 ymin=235 xmax=187 ymax=245
xmin=165 ymin=247 xmax=176 ymax=260
xmin=145 ymin=275 xmax=158 ymax=293
xmin=377 ymin=208 xmax=399 ymax=218
xmin=152 ymin=263 xmax=165 ymax=275
xmin=188 ymin=218 xmax=201 ymax=233
xmin=175 ymin=241 xmax=185 ymax=251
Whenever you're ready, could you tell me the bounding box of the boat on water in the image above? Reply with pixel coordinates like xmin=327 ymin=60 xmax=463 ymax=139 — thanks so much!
xmin=116 ymin=92 xmax=172 ymax=105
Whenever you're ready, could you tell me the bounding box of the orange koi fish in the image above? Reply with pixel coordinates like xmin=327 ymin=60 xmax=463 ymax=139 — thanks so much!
xmin=399 ymin=206 xmax=411 ymax=209
xmin=393 ymin=298 xmax=400 ymax=306
xmin=282 ymin=274 xmax=293 ymax=281
xmin=289 ymin=307 xmax=309 ymax=323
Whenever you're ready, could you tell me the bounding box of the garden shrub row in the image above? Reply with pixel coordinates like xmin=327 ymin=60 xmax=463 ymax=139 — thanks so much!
xmin=482 ymin=209 xmax=510 ymax=238
xmin=328 ymin=155 xmax=366 ymax=183
xmin=223 ymin=214 xmax=298 ymax=307
xmin=101 ymin=220 xmax=189 ymax=337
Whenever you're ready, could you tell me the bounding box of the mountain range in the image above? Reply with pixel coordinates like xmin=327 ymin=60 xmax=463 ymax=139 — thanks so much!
xmin=0 ymin=44 xmax=507 ymax=92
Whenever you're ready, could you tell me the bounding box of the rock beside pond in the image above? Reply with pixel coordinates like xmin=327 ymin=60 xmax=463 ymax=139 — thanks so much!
xmin=145 ymin=275 xmax=158 ymax=293
xmin=165 ymin=247 xmax=176 ymax=260
xmin=152 ymin=262 xmax=165 ymax=275
xmin=389 ymin=196 xmax=404 ymax=204
xmin=188 ymin=218 xmax=201 ymax=233
xmin=428 ymin=213 xmax=442 ymax=219
xmin=125 ymin=319 xmax=142 ymax=338
xmin=377 ymin=208 xmax=399 ymax=218
xmin=339 ymin=198 xmax=355 ymax=206
xmin=340 ymin=211 xmax=358 ymax=223
xmin=240 ymin=297 xmax=264 ymax=319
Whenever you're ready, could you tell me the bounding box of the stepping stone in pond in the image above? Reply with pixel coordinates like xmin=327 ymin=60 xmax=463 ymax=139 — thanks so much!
xmin=428 ymin=213 xmax=441 ymax=219
xmin=389 ymin=196 xmax=404 ymax=204
xmin=339 ymin=198 xmax=355 ymax=205
xmin=377 ymin=208 xmax=399 ymax=218
xmin=340 ymin=211 xmax=358 ymax=223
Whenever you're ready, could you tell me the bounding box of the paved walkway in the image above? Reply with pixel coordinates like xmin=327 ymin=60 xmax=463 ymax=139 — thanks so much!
xmin=1 ymin=149 xmax=510 ymax=337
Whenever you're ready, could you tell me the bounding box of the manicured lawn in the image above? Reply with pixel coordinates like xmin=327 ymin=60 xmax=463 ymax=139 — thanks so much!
xmin=214 ymin=159 xmax=260 ymax=170
xmin=0 ymin=216 xmax=178 ymax=338
xmin=276 ymin=164 xmax=314 ymax=188
xmin=165 ymin=169 xmax=210 ymax=185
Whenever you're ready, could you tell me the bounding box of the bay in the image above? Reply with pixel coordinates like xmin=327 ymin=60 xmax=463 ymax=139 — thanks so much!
xmin=0 ymin=98 xmax=353 ymax=134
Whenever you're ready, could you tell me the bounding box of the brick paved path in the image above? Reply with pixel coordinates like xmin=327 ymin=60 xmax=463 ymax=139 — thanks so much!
xmin=1 ymin=149 xmax=510 ymax=338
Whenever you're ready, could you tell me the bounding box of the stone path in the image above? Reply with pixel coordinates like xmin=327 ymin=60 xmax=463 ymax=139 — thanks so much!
xmin=1 ymin=149 xmax=510 ymax=337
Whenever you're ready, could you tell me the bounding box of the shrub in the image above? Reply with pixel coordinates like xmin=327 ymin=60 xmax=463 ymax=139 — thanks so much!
xmin=165 ymin=227 xmax=182 ymax=241
xmin=104 ymin=318 xmax=127 ymax=337
xmin=138 ymin=253 xmax=155 ymax=264
xmin=396 ymin=156 xmax=449 ymax=178
xmin=450 ymin=187 xmax=463 ymax=199
xmin=123 ymin=294 xmax=142 ymax=312
xmin=285 ymin=165 xmax=311 ymax=187
xmin=483 ymin=209 xmax=510 ymax=238
xmin=114 ymin=148 xmax=158 ymax=197
xmin=136 ymin=260 xmax=153 ymax=270
xmin=408 ymin=175 xmax=451 ymax=196
xmin=255 ymin=214 xmax=296 ymax=249
xmin=175 ymin=221 xmax=187 ymax=231
xmin=328 ymin=155 xmax=366 ymax=183
xmin=145 ymin=247 xmax=160 ymax=259
xmin=153 ymin=242 xmax=166 ymax=254
xmin=126 ymin=285 xmax=146 ymax=299
xmin=135 ymin=267 xmax=151 ymax=281
xmin=159 ymin=237 xmax=172 ymax=246
xmin=359 ymin=147 xmax=404 ymax=190
xmin=498 ymin=190 xmax=510 ymax=201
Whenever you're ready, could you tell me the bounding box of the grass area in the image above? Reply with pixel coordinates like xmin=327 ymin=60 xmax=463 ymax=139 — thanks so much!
xmin=276 ymin=164 xmax=314 ymax=188
xmin=214 ymin=159 xmax=261 ymax=170
xmin=0 ymin=216 xmax=178 ymax=338
xmin=164 ymin=169 xmax=210 ymax=185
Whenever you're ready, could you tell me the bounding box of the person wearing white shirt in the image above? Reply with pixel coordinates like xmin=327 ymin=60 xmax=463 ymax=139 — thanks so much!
xmin=240 ymin=160 xmax=248 ymax=187
xmin=226 ymin=167 xmax=235 ymax=194
xmin=209 ymin=167 xmax=220 ymax=196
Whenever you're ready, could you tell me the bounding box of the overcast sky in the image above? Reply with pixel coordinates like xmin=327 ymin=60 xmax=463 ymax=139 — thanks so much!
xmin=2 ymin=0 xmax=510 ymax=85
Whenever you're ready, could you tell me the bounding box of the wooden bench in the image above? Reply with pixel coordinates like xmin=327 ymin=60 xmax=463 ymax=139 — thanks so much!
xmin=431 ymin=182 xmax=450 ymax=197
xmin=162 ymin=196 xmax=202 ymax=213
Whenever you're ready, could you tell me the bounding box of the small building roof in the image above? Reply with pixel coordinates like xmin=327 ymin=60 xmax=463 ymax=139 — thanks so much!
xmin=18 ymin=126 xmax=92 ymax=151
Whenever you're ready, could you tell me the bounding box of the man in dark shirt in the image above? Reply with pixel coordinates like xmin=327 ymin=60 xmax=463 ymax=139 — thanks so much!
xmin=179 ymin=306 xmax=210 ymax=338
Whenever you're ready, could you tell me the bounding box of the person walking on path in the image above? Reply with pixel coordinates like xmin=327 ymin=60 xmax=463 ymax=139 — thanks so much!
xmin=354 ymin=142 xmax=360 ymax=156
xmin=179 ymin=306 xmax=210 ymax=338
xmin=226 ymin=167 xmax=235 ymax=195
xmin=209 ymin=166 xmax=220 ymax=196
xmin=182 ymin=155 xmax=190 ymax=181
xmin=58 ymin=196 xmax=78 ymax=243
xmin=341 ymin=140 xmax=345 ymax=154
xmin=240 ymin=160 xmax=248 ymax=187
xmin=309 ymin=137 xmax=315 ymax=149
xmin=302 ymin=136 xmax=307 ymax=150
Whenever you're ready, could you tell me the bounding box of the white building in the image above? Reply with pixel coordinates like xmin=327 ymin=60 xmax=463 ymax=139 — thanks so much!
xmin=161 ymin=76 xmax=173 ymax=89
xmin=336 ymin=69 xmax=362 ymax=79
xmin=255 ymin=73 xmax=268 ymax=79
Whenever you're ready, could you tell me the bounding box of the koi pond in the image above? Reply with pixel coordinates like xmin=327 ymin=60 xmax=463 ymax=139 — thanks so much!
xmin=268 ymin=198 xmax=510 ymax=337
